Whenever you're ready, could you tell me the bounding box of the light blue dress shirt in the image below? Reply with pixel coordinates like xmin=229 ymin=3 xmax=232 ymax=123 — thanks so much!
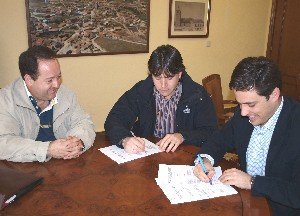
xmin=246 ymin=97 xmax=284 ymax=176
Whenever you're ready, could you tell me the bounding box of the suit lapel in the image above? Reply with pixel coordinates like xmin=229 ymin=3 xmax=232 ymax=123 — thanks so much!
xmin=265 ymin=99 xmax=290 ymax=176
xmin=239 ymin=121 xmax=254 ymax=172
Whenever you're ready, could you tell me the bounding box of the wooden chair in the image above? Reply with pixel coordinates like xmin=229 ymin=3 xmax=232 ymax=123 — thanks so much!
xmin=281 ymin=73 xmax=300 ymax=102
xmin=202 ymin=74 xmax=238 ymax=127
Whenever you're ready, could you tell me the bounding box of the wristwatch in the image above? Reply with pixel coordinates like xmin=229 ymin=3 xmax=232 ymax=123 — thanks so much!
xmin=80 ymin=139 xmax=85 ymax=151
xmin=250 ymin=175 xmax=256 ymax=189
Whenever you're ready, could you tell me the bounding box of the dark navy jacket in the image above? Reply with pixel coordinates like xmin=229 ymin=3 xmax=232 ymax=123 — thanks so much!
xmin=105 ymin=73 xmax=218 ymax=147
xmin=199 ymin=96 xmax=300 ymax=216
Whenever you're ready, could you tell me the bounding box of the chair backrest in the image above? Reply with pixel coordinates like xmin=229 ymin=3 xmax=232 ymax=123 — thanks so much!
xmin=281 ymin=73 xmax=300 ymax=102
xmin=202 ymin=74 xmax=225 ymax=124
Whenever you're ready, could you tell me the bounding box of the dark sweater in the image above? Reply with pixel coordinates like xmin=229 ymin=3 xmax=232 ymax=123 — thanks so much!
xmin=105 ymin=73 xmax=218 ymax=147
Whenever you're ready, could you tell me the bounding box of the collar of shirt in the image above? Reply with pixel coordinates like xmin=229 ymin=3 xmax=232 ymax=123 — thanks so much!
xmin=153 ymin=82 xmax=182 ymax=102
xmin=23 ymin=80 xmax=58 ymax=115
xmin=253 ymin=96 xmax=284 ymax=133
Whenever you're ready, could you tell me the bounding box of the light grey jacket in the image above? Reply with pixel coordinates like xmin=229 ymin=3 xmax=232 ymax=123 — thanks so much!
xmin=0 ymin=78 xmax=96 ymax=162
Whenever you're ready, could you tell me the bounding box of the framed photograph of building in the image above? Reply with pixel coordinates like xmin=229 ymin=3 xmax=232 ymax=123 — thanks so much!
xmin=168 ymin=0 xmax=210 ymax=38
xmin=25 ymin=0 xmax=150 ymax=57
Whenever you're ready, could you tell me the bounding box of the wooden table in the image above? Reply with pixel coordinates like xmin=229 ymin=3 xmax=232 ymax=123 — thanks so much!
xmin=0 ymin=133 xmax=270 ymax=216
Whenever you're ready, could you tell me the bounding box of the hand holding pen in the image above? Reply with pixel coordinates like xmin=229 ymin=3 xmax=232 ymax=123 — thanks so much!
xmin=193 ymin=155 xmax=214 ymax=185
xmin=122 ymin=131 xmax=145 ymax=154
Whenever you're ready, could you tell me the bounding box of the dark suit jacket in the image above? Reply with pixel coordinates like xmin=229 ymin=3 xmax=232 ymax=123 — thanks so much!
xmin=199 ymin=96 xmax=300 ymax=216
xmin=105 ymin=74 xmax=217 ymax=147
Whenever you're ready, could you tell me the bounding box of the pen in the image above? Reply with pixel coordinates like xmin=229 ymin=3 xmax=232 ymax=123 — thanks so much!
xmin=4 ymin=195 xmax=16 ymax=204
xmin=197 ymin=155 xmax=212 ymax=185
xmin=130 ymin=131 xmax=136 ymax=137
xmin=130 ymin=131 xmax=146 ymax=153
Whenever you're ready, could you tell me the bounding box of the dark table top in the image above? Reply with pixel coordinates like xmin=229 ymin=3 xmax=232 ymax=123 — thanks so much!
xmin=0 ymin=132 xmax=270 ymax=216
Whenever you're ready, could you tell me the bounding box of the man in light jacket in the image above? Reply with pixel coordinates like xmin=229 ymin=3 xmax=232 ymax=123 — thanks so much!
xmin=0 ymin=46 xmax=95 ymax=162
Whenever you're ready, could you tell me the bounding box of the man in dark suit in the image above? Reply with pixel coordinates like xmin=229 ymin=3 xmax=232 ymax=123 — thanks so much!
xmin=105 ymin=45 xmax=217 ymax=154
xmin=194 ymin=57 xmax=300 ymax=215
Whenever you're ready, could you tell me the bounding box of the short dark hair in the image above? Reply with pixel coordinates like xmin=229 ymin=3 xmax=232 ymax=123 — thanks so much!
xmin=229 ymin=56 xmax=282 ymax=99
xmin=148 ymin=44 xmax=186 ymax=77
xmin=18 ymin=45 xmax=56 ymax=80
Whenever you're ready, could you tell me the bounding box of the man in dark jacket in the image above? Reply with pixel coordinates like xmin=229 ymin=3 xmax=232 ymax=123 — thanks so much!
xmin=105 ymin=45 xmax=217 ymax=154
xmin=194 ymin=57 xmax=300 ymax=216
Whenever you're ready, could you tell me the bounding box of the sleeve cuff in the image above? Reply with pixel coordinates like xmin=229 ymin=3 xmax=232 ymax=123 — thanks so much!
xmin=36 ymin=141 xmax=51 ymax=162
xmin=194 ymin=153 xmax=215 ymax=166
xmin=117 ymin=138 xmax=125 ymax=149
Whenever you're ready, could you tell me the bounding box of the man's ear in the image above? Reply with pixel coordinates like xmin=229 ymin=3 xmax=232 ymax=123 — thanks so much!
xmin=178 ymin=71 xmax=183 ymax=79
xmin=270 ymin=87 xmax=281 ymax=101
xmin=24 ymin=74 xmax=34 ymax=86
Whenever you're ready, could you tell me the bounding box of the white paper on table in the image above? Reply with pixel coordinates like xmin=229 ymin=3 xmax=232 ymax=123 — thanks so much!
xmin=156 ymin=165 xmax=238 ymax=204
xmin=99 ymin=138 xmax=162 ymax=164
xmin=156 ymin=180 xmax=238 ymax=204
xmin=157 ymin=164 xmax=222 ymax=185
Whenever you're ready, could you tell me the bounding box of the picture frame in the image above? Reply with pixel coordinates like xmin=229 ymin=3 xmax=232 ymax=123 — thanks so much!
xmin=25 ymin=0 xmax=150 ymax=57
xmin=168 ymin=0 xmax=210 ymax=38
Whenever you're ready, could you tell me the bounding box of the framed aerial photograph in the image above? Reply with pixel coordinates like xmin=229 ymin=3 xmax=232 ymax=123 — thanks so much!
xmin=25 ymin=0 xmax=150 ymax=57
xmin=168 ymin=0 xmax=210 ymax=38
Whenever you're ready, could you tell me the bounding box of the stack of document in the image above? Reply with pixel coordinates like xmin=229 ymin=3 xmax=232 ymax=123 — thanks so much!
xmin=99 ymin=138 xmax=162 ymax=164
xmin=155 ymin=164 xmax=238 ymax=204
